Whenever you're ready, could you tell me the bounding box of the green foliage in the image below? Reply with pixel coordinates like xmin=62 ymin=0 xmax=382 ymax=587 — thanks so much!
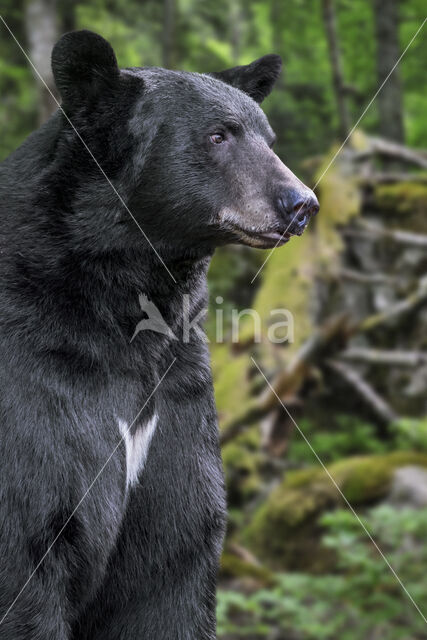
xmin=392 ymin=417 xmax=427 ymax=451
xmin=0 ymin=58 xmax=36 ymax=160
xmin=400 ymin=0 xmax=427 ymax=147
xmin=211 ymin=344 xmax=251 ymax=425
xmin=218 ymin=505 xmax=427 ymax=639
xmin=75 ymin=3 xmax=164 ymax=68
xmin=2 ymin=0 xmax=427 ymax=163
xmin=289 ymin=415 xmax=388 ymax=464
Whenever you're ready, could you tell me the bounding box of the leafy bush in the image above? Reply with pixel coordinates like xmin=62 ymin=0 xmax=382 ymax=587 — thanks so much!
xmin=218 ymin=505 xmax=427 ymax=639
xmin=288 ymin=416 xmax=388 ymax=465
xmin=391 ymin=417 xmax=427 ymax=452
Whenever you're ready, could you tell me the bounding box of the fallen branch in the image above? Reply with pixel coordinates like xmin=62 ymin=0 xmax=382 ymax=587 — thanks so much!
xmin=227 ymin=542 xmax=262 ymax=567
xmin=326 ymin=359 xmax=398 ymax=424
xmin=341 ymin=228 xmax=379 ymax=242
xmin=335 ymin=267 xmax=397 ymax=285
xmin=354 ymin=136 xmax=427 ymax=169
xmin=343 ymin=223 xmax=427 ymax=249
xmin=359 ymin=172 xmax=427 ymax=185
xmin=359 ymin=279 xmax=427 ymax=332
xmin=339 ymin=347 xmax=427 ymax=367
xmin=356 ymin=219 xmax=427 ymax=248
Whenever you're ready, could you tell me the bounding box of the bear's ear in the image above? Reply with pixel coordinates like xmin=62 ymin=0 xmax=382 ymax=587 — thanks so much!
xmin=210 ymin=55 xmax=282 ymax=103
xmin=52 ymin=30 xmax=119 ymax=108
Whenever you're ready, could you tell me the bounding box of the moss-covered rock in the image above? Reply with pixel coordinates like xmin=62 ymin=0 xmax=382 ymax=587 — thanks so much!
xmin=220 ymin=552 xmax=275 ymax=588
xmin=245 ymin=451 xmax=427 ymax=571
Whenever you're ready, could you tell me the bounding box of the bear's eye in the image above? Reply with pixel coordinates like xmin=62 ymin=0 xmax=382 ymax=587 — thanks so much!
xmin=210 ymin=133 xmax=225 ymax=144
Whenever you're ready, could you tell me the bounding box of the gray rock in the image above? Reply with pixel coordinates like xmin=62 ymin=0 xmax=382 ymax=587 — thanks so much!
xmin=387 ymin=466 xmax=427 ymax=508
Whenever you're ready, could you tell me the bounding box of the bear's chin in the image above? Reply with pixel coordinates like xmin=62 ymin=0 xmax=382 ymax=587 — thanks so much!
xmin=237 ymin=232 xmax=291 ymax=249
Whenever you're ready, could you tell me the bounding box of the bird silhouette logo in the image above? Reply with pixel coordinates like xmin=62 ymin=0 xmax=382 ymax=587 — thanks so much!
xmin=131 ymin=294 xmax=177 ymax=342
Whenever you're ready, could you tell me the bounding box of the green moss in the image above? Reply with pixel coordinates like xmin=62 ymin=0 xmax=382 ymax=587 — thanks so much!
xmin=222 ymin=428 xmax=264 ymax=505
xmin=328 ymin=451 xmax=426 ymax=502
xmin=374 ymin=182 xmax=427 ymax=232
xmin=220 ymin=552 xmax=275 ymax=587
xmin=245 ymin=451 xmax=427 ymax=570
xmin=284 ymin=466 xmax=324 ymax=489
xmin=212 ymin=344 xmax=251 ymax=423
xmin=315 ymin=141 xmax=362 ymax=256
xmin=251 ymin=234 xmax=315 ymax=349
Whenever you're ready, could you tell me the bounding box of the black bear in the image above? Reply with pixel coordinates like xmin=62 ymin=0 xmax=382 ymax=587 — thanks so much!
xmin=0 ymin=30 xmax=318 ymax=639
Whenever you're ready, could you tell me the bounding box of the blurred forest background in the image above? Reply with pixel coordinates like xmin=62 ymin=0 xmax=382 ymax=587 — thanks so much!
xmin=1 ymin=0 xmax=427 ymax=638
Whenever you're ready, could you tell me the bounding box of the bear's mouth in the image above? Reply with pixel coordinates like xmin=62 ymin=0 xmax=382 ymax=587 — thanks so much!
xmin=221 ymin=223 xmax=295 ymax=249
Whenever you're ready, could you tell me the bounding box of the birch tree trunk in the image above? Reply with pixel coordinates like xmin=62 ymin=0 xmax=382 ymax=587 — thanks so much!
xmin=25 ymin=0 xmax=59 ymax=125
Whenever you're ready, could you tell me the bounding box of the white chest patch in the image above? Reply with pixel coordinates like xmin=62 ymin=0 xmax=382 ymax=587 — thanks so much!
xmin=118 ymin=414 xmax=158 ymax=487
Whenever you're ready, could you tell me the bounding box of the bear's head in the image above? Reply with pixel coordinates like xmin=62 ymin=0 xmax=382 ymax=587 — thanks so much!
xmin=51 ymin=31 xmax=318 ymax=257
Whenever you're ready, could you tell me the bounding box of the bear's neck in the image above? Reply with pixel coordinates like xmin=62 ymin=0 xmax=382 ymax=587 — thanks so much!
xmin=2 ymin=230 xmax=213 ymax=370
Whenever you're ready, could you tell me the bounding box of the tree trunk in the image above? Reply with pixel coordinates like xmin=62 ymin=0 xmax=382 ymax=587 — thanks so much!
xmin=25 ymin=0 xmax=59 ymax=125
xmin=321 ymin=0 xmax=350 ymax=139
xmin=230 ymin=1 xmax=242 ymax=64
xmin=58 ymin=0 xmax=76 ymax=33
xmin=162 ymin=0 xmax=176 ymax=69
xmin=270 ymin=0 xmax=282 ymax=54
xmin=373 ymin=0 xmax=404 ymax=142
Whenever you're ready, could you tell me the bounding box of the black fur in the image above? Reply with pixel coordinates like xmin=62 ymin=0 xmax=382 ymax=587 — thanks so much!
xmin=0 ymin=30 xmax=314 ymax=639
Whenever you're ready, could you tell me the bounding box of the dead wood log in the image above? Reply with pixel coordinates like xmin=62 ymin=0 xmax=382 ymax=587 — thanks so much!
xmin=326 ymin=359 xmax=398 ymax=424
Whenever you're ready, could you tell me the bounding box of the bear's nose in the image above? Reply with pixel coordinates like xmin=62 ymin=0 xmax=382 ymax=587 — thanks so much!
xmin=277 ymin=189 xmax=319 ymax=235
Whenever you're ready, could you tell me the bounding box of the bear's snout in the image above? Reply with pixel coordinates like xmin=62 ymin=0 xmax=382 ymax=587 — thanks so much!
xmin=277 ymin=188 xmax=319 ymax=236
